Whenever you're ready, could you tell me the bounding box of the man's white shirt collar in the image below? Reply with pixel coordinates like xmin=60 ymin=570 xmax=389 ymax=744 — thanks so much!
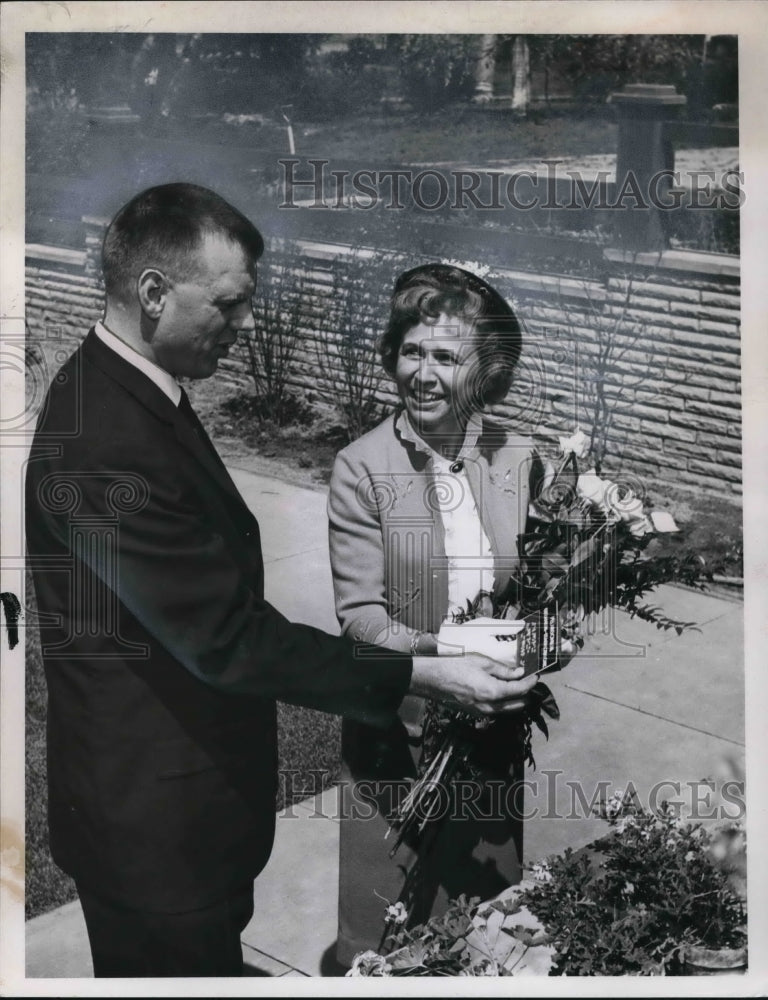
xmin=94 ymin=321 xmax=182 ymax=406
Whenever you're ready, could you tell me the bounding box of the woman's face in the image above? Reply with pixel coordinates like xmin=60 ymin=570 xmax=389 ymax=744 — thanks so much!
xmin=394 ymin=314 xmax=481 ymax=443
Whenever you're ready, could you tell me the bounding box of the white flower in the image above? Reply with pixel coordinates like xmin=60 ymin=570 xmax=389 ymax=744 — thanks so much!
xmin=559 ymin=428 xmax=591 ymax=459
xmin=576 ymin=470 xmax=613 ymax=518
xmin=576 ymin=470 xmax=652 ymax=533
xmin=461 ymin=958 xmax=500 ymax=976
xmin=615 ymin=815 xmax=638 ymax=835
xmin=685 ymin=850 xmax=696 ymax=862
xmin=347 ymin=950 xmax=392 ymax=976
xmin=385 ymin=901 xmax=408 ymax=925
xmin=601 ymin=483 xmax=654 ymax=537
xmin=531 ymin=860 xmax=553 ymax=883
xmin=603 ymin=789 xmax=627 ymax=819
xmin=621 ymin=882 xmax=635 ymax=897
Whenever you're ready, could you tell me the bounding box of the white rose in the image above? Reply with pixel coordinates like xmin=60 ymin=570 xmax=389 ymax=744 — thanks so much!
xmin=559 ymin=428 xmax=591 ymax=459
xmin=348 ymin=950 xmax=392 ymax=976
xmin=603 ymin=484 xmax=654 ymax=537
xmin=576 ymin=471 xmax=614 ymax=517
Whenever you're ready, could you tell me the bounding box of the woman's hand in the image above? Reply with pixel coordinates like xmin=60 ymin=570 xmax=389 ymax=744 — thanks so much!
xmin=409 ymin=653 xmax=539 ymax=716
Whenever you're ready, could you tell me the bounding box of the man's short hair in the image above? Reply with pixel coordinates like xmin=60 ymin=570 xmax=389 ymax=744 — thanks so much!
xmin=102 ymin=183 xmax=265 ymax=304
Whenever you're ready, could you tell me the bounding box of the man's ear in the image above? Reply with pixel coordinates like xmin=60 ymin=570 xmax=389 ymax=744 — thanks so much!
xmin=137 ymin=268 xmax=169 ymax=319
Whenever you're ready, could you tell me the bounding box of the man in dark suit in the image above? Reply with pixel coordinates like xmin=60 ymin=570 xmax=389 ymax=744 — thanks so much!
xmin=25 ymin=183 xmax=536 ymax=977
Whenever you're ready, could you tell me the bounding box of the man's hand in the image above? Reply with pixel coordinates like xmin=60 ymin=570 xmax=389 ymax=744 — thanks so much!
xmin=409 ymin=653 xmax=539 ymax=716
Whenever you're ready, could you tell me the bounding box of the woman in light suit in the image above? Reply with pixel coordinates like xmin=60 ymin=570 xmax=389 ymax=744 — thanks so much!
xmin=327 ymin=264 xmax=535 ymax=969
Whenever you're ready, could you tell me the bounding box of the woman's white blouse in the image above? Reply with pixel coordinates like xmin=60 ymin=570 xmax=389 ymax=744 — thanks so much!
xmin=399 ymin=412 xmax=496 ymax=619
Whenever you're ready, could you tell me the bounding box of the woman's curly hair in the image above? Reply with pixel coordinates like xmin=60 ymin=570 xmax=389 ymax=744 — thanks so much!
xmin=378 ymin=263 xmax=522 ymax=409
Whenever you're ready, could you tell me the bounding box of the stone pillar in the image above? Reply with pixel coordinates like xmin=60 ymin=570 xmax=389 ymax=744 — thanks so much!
xmin=473 ymin=34 xmax=497 ymax=103
xmin=609 ymin=83 xmax=687 ymax=251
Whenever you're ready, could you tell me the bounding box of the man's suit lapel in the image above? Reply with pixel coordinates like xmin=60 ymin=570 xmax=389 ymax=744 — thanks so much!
xmin=172 ymin=407 xmax=246 ymax=505
xmin=83 ymin=330 xmax=247 ymax=508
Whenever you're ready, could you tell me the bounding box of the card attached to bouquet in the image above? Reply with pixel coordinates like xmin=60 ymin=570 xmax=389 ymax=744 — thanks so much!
xmin=516 ymin=603 xmax=561 ymax=676
xmin=437 ymin=604 xmax=561 ymax=676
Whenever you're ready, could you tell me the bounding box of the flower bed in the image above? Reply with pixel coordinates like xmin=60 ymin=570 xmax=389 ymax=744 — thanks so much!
xmin=350 ymin=792 xmax=747 ymax=977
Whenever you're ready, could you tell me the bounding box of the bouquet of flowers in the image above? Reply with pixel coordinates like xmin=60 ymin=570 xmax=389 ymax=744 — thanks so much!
xmin=512 ymin=429 xmax=703 ymax=636
xmin=381 ymin=429 xmax=708 ymax=939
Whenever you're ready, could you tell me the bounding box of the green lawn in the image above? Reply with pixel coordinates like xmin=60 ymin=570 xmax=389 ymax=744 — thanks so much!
xmin=240 ymin=105 xmax=620 ymax=163
xmin=25 ymin=581 xmax=78 ymax=920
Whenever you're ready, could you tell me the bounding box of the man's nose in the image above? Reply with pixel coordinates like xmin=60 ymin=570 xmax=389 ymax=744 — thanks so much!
xmin=231 ymin=301 xmax=256 ymax=333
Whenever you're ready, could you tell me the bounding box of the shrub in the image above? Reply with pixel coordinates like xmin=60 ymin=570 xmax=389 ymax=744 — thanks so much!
xmin=237 ymin=260 xmax=308 ymax=427
xmin=311 ymin=248 xmax=400 ymax=444
xmin=523 ymin=793 xmax=746 ymax=975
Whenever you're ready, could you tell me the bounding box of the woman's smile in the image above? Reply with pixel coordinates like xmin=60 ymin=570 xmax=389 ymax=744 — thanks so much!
xmin=410 ymin=389 xmax=445 ymax=405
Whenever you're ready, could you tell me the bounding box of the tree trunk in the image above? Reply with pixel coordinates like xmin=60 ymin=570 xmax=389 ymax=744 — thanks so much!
xmin=473 ymin=34 xmax=497 ymax=103
xmin=511 ymin=35 xmax=530 ymax=117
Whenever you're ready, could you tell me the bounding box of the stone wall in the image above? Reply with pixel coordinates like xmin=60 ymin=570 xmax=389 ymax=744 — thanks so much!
xmin=25 ymin=230 xmax=741 ymax=500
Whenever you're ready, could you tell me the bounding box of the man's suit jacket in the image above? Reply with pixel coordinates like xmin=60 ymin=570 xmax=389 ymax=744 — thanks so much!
xmin=25 ymin=330 xmax=412 ymax=914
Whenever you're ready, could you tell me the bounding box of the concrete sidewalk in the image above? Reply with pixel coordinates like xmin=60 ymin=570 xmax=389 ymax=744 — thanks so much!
xmin=25 ymin=466 xmax=745 ymax=979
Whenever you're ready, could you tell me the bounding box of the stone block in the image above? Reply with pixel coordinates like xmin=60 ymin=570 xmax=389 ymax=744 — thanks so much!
xmin=708 ymin=390 xmax=742 ymax=410
xmin=662 ymin=438 xmax=705 ymax=458
xmin=666 ymin=327 xmax=738 ymax=352
xmin=685 ymin=398 xmax=741 ymax=421
xmin=674 ymin=468 xmax=717 ymax=489
xmin=671 ymin=411 xmax=726 ymax=434
xmin=627 ymin=402 xmax=670 ymax=422
xmin=686 ymin=457 xmax=741 ymax=481
xmin=667 ymin=301 xmax=711 ymax=320
xmin=660 ymin=423 xmax=697 ymax=443
xmin=697 ymin=431 xmax=741 ymax=452
xmin=700 ymin=290 xmax=740 ymax=310
xmin=665 ymin=380 xmax=712 ymax=401
xmin=634 ymin=389 xmax=685 ymax=411
xmin=685 ymin=372 xmax=740 ymax=394
xmin=606 ymin=292 xmax=670 ymax=313
xmin=691 ymin=277 xmax=740 ymax=295
xmin=608 ymin=278 xmax=701 ymax=303
xmin=698 ymin=319 xmax=741 ymax=337
xmin=604 ymin=307 xmax=699 ymax=333
xmin=638 ymin=422 xmax=667 ymax=441
xmin=667 ymin=343 xmax=740 ymax=370
xmin=695 ymin=307 xmax=741 ymax=329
